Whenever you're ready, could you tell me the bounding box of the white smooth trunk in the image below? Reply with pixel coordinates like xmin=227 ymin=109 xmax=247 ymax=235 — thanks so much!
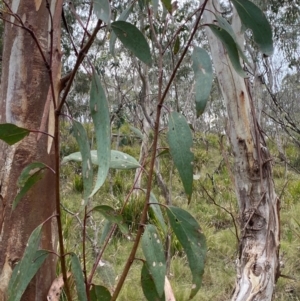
xmin=203 ymin=2 xmax=280 ymax=300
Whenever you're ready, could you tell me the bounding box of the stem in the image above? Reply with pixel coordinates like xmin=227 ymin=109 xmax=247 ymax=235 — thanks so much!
xmin=161 ymin=0 xmax=209 ymax=104
xmin=87 ymin=161 xmax=146 ymax=285
xmin=54 ymin=112 xmax=72 ymax=301
xmin=83 ymin=206 xmax=90 ymax=301
xmin=57 ymin=20 xmax=103 ymax=112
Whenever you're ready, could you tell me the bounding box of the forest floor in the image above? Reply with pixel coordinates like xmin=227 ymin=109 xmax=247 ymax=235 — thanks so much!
xmin=60 ymin=129 xmax=300 ymax=301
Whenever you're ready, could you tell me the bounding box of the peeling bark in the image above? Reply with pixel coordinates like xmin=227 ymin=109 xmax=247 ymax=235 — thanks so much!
xmin=0 ymin=1 xmax=62 ymax=299
xmin=203 ymin=2 xmax=280 ymax=300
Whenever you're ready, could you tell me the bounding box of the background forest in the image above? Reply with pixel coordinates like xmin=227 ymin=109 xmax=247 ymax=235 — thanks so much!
xmin=60 ymin=0 xmax=300 ymax=299
xmin=0 ymin=0 xmax=300 ymax=300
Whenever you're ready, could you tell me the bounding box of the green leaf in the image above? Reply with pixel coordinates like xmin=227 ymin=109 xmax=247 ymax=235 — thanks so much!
xmin=109 ymin=3 xmax=134 ymax=56
xmin=92 ymin=205 xmax=129 ymax=236
xmin=90 ymin=284 xmax=111 ymax=301
xmin=167 ymin=112 xmax=194 ymax=201
xmin=96 ymin=260 xmax=116 ymax=289
xmin=166 ymin=206 xmax=206 ymax=299
xmin=94 ymin=0 xmax=111 ymax=25
xmin=231 ymin=0 xmax=273 ymax=56
xmin=0 ymin=123 xmax=30 ymax=145
xmin=141 ymin=263 xmax=165 ymax=301
xmin=70 ymin=253 xmax=88 ymax=301
xmin=13 ymin=162 xmax=47 ymax=210
xmin=191 ymin=47 xmax=213 ymax=117
xmin=8 ymin=224 xmax=48 ymax=301
xmin=207 ymin=24 xmax=246 ymax=77
xmin=173 ymin=36 xmax=180 ymax=55
xmin=111 ymin=21 xmax=152 ymax=66
xmin=89 ymin=71 xmax=111 ymax=197
xmin=215 ymin=14 xmax=249 ymax=64
xmin=99 ymin=220 xmax=113 ymax=246
xmin=141 ymin=225 xmax=166 ymax=297
xmin=160 ymin=0 xmax=172 ymax=13
xmin=151 ymin=0 xmax=159 ymax=16
xmin=110 ymin=150 xmax=141 ymax=169
xmin=62 ymin=150 xmax=141 ymax=170
xmin=129 ymin=125 xmax=144 ymax=140
xmin=72 ymin=121 xmax=93 ymax=200
xmin=148 ymin=192 xmax=167 ymax=234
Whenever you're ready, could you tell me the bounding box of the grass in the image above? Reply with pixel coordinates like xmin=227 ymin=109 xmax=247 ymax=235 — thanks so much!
xmin=60 ymin=133 xmax=300 ymax=300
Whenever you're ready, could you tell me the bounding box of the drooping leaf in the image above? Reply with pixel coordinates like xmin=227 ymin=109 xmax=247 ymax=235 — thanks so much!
xmin=110 ymin=150 xmax=141 ymax=169
xmin=110 ymin=3 xmax=134 ymax=56
xmin=191 ymin=47 xmax=213 ymax=117
xmin=13 ymin=162 xmax=47 ymax=210
xmin=96 ymin=260 xmax=116 ymax=289
xmin=207 ymin=24 xmax=247 ymax=77
xmin=167 ymin=112 xmax=194 ymax=202
xmin=231 ymin=0 xmax=273 ymax=56
xmin=0 ymin=123 xmax=30 ymax=145
xmin=166 ymin=206 xmax=207 ymax=299
xmin=141 ymin=263 xmax=165 ymax=301
xmin=94 ymin=0 xmax=111 ymax=25
xmin=90 ymin=284 xmax=111 ymax=301
xmin=129 ymin=125 xmax=144 ymax=140
xmin=148 ymin=192 xmax=167 ymax=234
xmin=72 ymin=121 xmax=93 ymax=200
xmin=8 ymin=224 xmax=48 ymax=301
xmin=111 ymin=21 xmax=152 ymax=66
xmin=215 ymin=14 xmax=249 ymax=64
xmin=70 ymin=253 xmax=88 ymax=301
xmin=160 ymin=0 xmax=172 ymax=13
xmin=92 ymin=205 xmax=129 ymax=236
xmin=61 ymin=150 xmax=141 ymax=170
xmin=99 ymin=220 xmax=113 ymax=246
xmin=89 ymin=71 xmax=111 ymax=197
xmin=151 ymin=0 xmax=159 ymax=16
xmin=173 ymin=36 xmax=180 ymax=55
xmin=141 ymin=225 xmax=166 ymax=297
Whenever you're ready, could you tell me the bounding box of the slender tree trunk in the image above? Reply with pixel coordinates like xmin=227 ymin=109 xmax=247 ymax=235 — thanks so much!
xmin=203 ymin=2 xmax=280 ymax=300
xmin=0 ymin=1 xmax=62 ymax=299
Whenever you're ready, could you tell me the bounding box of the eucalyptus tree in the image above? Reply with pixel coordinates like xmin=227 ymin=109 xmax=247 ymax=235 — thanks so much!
xmin=0 ymin=1 xmax=280 ymax=301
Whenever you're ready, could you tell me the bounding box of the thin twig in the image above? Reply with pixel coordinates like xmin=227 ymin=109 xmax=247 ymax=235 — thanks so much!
xmin=201 ymin=184 xmax=240 ymax=242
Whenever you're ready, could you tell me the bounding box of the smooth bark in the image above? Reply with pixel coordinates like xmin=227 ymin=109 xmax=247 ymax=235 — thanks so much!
xmin=203 ymin=2 xmax=280 ymax=300
xmin=0 ymin=1 xmax=62 ymax=299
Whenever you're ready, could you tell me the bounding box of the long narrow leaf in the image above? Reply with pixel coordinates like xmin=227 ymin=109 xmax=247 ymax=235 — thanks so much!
xmin=70 ymin=253 xmax=88 ymax=301
xmin=62 ymin=150 xmax=140 ymax=170
xmin=207 ymin=24 xmax=246 ymax=77
xmin=167 ymin=112 xmax=194 ymax=202
xmin=94 ymin=0 xmax=111 ymax=25
xmin=192 ymin=47 xmax=213 ymax=117
xmin=141 ymin=263 xmax=165 ymax=301
xmin=111 ymin=21 xmax=152 ymax=66
xmin=231 ymin=0 xmax=273 ymax=56
xmin=13 ymin=162 xmax=47 ymax=210
xmin=72 ymin=121 xmax=93 ymax=200
xmin=166 ymin=206 xmax=206 ymax=299
xmin=8 ymin=225 xmax=48 ymax=301
xmin=89 ymin=71 xmax=111 ymax=197
xmin=110 ymin=3 xmax=134 ymax=56
xmin=141 ymin=225 xmax=166 ymax=297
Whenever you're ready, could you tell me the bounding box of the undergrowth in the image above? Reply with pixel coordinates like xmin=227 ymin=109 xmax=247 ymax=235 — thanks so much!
xmin=60 ymin=131 xmax=300 ymax=300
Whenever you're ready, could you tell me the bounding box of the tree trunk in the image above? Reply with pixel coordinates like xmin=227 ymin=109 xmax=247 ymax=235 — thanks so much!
xmin=203 ymin=2 xmax=280 ymax=300
xmin=0 ymin=1 xmax=62 ymax=299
